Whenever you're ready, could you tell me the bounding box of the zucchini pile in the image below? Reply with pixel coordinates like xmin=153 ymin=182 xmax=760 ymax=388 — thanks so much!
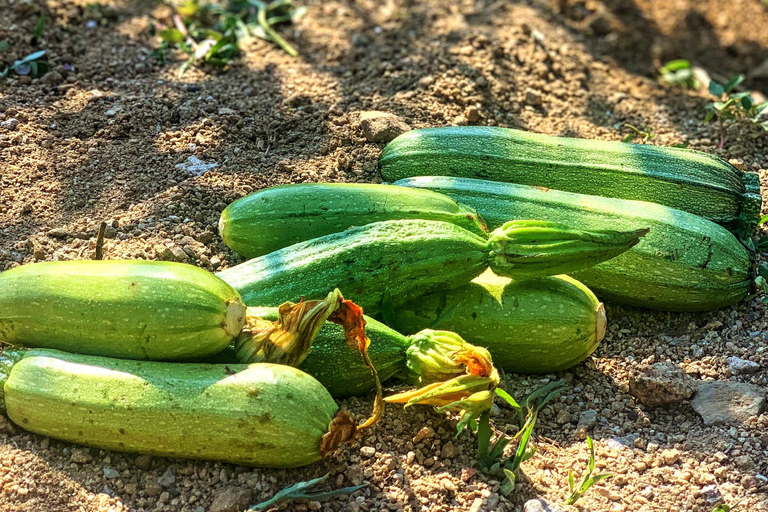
xmin=0 ymin=125 xmax=761 ymax=471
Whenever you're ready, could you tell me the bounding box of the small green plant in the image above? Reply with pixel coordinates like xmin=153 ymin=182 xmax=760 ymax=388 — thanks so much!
xmin=712 ymin=500 xmax=741 ymax=512
xmin=249 ymin=473 xmax=366 ymax=510
xmin=622 ymin=124 xmax=654 ymax=143
xmin=564 ymin=435 xmax=613 ymax=505
xmin=659 ymin=59 xmax=700 ymax=89
xmin=472 ymin=379 xmax=566 ymax=496
xmin=0 ymin=48 xmax=49 ymax=78
xmin=705 ymin=75 xmax=768 ymax=148
xmin=154 ymin=0 xmax=305 ymax=75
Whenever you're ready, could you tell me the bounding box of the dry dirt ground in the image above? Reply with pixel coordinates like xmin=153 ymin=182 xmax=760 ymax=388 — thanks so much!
xmin=2 ymin=0 xmax=768 ymax=511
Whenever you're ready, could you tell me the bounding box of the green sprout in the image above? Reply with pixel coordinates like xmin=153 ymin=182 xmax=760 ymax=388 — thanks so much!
xmin=659 ymin=59 xmax=699 ymax=89
xmin=705 ymin=75 xmax=768 ymax=148
xmin=622 ymin=124 xmax=654 ymax=143
xmin=249 ymin=473 xmax=366 ymax=510
xmin=564 ymin=435 xmax=613 ymax=505
xmin=0 ymin=49 xmax=49 ymax=78
xmin=472 ymin=379 xmax=566 ymax=496
xmin=712 ymin=500 xmax=742 ymax=512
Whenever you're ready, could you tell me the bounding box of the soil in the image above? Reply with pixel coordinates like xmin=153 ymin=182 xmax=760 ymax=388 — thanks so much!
xmin=2 ymin=0 xmax=768 ymax=511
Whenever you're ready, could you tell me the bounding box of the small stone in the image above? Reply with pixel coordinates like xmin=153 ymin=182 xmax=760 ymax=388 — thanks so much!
xmin=171 ymin=246 xmax=189 ymax=261
xmin=42 ymin=71 xmax=64 ymax=86
xmin=209 ymin=487 xmax=253 ymax=512
xmin=144 ymin=481 xmax=162 ymax=496
xmin=157 ymin=467 xmax=176 ymax=487
xmin=698 ymin=484 xmax=722 ymax=504
xmin=524 ymin=88 xmax=543 ymax=106
xmin=358 ymin=111 xmax=411 ymax=142
xmin=441 ymin=441 xmax=456 ymax=459
xmin=47 ymin=228 xmax=69 ymax=238
xmin=727 ymin=356 xmax=760 ymax=375
xmin=524 ymin=498 xmax=568 ymax=512
xmin=412 ymin=426 xmax=434 ymax=444
xmin=307 ymin=501 xmax=322 ymax=511
xmin=692 ymin=381 xmax=766 ymax=426
xmin=574 ymin=409 xmax=598 ymax=440
xmin=33 ymin=247 xmax=46 ymax=261
xmin=555 ymin=410 xmax=571 ymax=424
xmin=154 ymin=244 xmax=174 ymax=261
xmin=360 ymin=446 xmax=376 ymax=458
xmin=198 ymin=231 xmax=214 ymax=244
xmin=210 ymin=256 xmax=222 ymax=269
xmin=123 ymin=483 xmax=137 ymax=494
xmin=661 ymin=448 xmax=681 ymax=465
xmin=629 ymin=361 xmax=697 ymax=407
xmin=175 ymin=156 xmax=218 ymax=176
xmin=453 ymin=115 xmax=468 ymax=126
xmin=70 ymin=449 xmax=92 ymax=463
xmin=1 ymin=118 xmax=20 ymax=130
xmin=464 ymin=106 xmax=481 ymax=123
xmin=134 ymin=454 xmax=153 ymax=471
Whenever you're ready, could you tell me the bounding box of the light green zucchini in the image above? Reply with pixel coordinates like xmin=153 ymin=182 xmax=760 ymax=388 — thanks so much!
xmin=393 ymin=270 xmax=606 ymax=373
xmin=0 ymin=260 xmax=246 ymax=360
xmin=219 ymin=183 xmax=487 ymax=258
xmin=380 ymin=126 xmax=762 ymax=235
xmin=395 ymin=176 xmax=754 ymax=311
xmin=216 ymin=219 xmax=645 ymax=315
xmin=0 ymin=349 xmax=354 ymax=468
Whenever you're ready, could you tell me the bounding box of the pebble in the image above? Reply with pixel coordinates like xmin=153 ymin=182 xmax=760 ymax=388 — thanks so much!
xmin=660 ymin=448 xmax=681 ymax=465
xmin=70 ymin=450 xmax=93 ymax=463
xmin=412 ymin=426 xmax=434 ymax=444
xmin=208 ymin=487 xmax=253 ymax=512
xmin=698 ymin=484 xmax=722 ymax=504
xmin=47 ymin=228 xmax=69 ymax=238
xmin=727 ymin=356 xmax=760 ymax=375
xmin=555 ymin=410 xmax=571 ymax=425
xmin=358 ymin=111 xmax=411 ymax=142
xmin=440 ymin=441 xmax=456 ymax=459
xmin=0 ymin=118 xmax=19 ymax=130
xmin=628 ymin=361 xmax=697 ymax=407
xmin=360 ymin=446 xmax=376 ymax=458
xmin=691 ymin=381 xmax=766 ymax=425
xmin=574 ymin=409 xmax=598 ymax=440
xmin=134 ymin=454 xmax=153 ymax=471
xmin=523 ymin=498 xmax=568 ymax=512
xmin=175 ymin=156 xmax=218 ymax=176
xmin=170 ymin=246 xmax=189 ymax=261
xmin=102 ymin=467 xmax=119 ymax=479
xmin=157 ymin=466 xmax=176 ymax=487
xmin=525 ymin=88 xmax=543 ymax=106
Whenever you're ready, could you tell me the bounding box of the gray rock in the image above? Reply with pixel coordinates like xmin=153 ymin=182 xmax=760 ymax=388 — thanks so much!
xmin=47 ymin=228 xmax=69 ymax=238
xmin=1 ymin=118 xmax=20 ymax=130
xmin=209 ymin=487 xmax=253 ymax=512
xmin=359 ymin=111 xmax=410 ymax=142
xmin=103 ymin=467 xmax=119 ymax=479
xmin=698 ymin=484 xmax=722 ymax=504
xmin=154 ymin=244 xmax=174 ymax=261
xmin=574 ymin=409 xmax=598 ymax=440
xmin=134 ymin=454 xmax=153 ymax=471
xmin=692 ymin=381 xmax=765 ymax=426
xmin=524 ymin=498 xmax=568 ymax=512
xmin=629 ymin=361 xmax=697 ymax=407
xmin=727 ymin=356 xmax=760 ymax=375
xmin=157 ymin=466 xmax=176 ymax=487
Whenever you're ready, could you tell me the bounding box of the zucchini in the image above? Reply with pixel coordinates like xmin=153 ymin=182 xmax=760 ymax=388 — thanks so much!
xmin=380 ymin=126 xmax=762 ymax=235
xmin=396 ymin=176 xmax=754 ymax=311
xmin=216 ymin=219 xmax=645 ymax=314
xmin=0 ymin=348 xmax=355 ymax=468
xmin=0 ymin=261 xmax=246 ymax=361
xmin=393 ymin=270 xmax=606 ymax=373
xmin=213 ymin=316 xmax=494 ymax=398
xmin=219 ymin=183 xmax=487 ymax=258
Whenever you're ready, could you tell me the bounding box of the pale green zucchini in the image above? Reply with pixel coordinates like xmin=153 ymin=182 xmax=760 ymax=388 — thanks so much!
xmin=393 ymin=270 xmax=605 ymax=373
xmin=396 ymin=176 xmax=753 ymax=311
xmin=0 ymin=349 xmax=354 ymax=468
xmin=0 ymin=261 xmax=246 ymax=360
xmin=219 ymin=183 xmax=487 ymax=258
xmin=216 ymin=219 xmax=645 ymax=314
xmin=380 ymin=126 xmax=762 ymax=235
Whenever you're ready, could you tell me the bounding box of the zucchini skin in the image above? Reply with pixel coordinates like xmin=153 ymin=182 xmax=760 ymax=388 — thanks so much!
xmin=0 ymin=261 xmax=246 ymax=360
xmin=396 ymin=177 xmax=753 ymax=311
xmin=216 ymin=220 xmax=492 ymax=315
xmin=0 ymin=349 xmax=337 ymax=468
xmin=219 ymin=183 xmax=487 ymax=258
xmin=393 ymin=271 xmax=605 ymax=373
xmin=380 ymin=127 xmax=762 ymax=234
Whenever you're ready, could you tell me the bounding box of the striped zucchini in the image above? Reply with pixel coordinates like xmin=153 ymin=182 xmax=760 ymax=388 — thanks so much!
xmin=0 ymin=349 xmax=355 ymax=468
xmin=0 ymin=261 xmax=246 ymax=360
xmin=216 ymin=219 xmax=645 ymax=314
xmin=219 ymin=183 xmax=487 ymax=258
xmin=380 ymin=127 xmax=762 ymax=235
xmin=396 ymin=176 xmax=754 ymax=311
xmin=393 ymin=270 xmax=606 ymax=373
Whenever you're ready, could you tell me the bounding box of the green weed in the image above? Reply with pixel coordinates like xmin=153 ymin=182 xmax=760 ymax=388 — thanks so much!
xmin=564 ymin=435 xmax=613 ymax=505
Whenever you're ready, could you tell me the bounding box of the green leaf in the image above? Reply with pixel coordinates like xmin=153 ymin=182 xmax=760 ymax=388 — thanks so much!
xmin=500 ymin=469 xmax=516 ymax=496
xmin=159 ymin=28 xmax=186 ymax=43
xmin=20 ymin=50 xmax=46 ymax=63
xmin=495 ymin=388 xmax=521 ymax=410
xmin=724 ymin=74 xmax=745 ymax=93
xmin=671 ymin=141 xmax=689 ymax=148
xmin=713 ymin=101 xmax=727 ymax=111
xmin=660 ymin=59 xmax=691 ymax=73
xmin=568 ymin=469 xmax=575 ymax=493
xmin=476 ymin=411 xmax=491 ymax=457
xmin=704 ymin=110 xmax=716 ymax=122
xmin=708 ymin=81 xmax=724 ymax=97
xmin=249 ymin=474 xmax=366 ymax=511
xmin=759 ymin=214 xmax=768 ymax=226
xmin=33 ymin=12 xmax=45 ymax=40
xmin=0 ymin=40 xmax=8 ymax=53
xmin=622 ymin=133 xmax=634 ymax=143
